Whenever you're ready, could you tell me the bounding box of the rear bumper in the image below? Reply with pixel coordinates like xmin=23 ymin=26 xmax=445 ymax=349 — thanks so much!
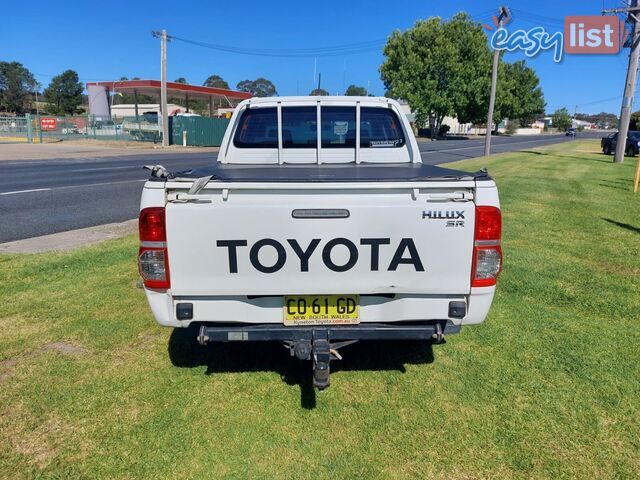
xmin=196 ymin=320 xmax=460 ymax=344
xmin=144 ymin=288 xmax=495 ymax=328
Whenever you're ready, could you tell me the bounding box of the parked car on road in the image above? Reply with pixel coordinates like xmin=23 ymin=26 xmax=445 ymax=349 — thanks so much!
xmin=138 ymin=96 xmax=503 ymax=389
xmin=601 ymin=131 xmax=640 ymax=156
xmin=565 ymin=128 xmax=576 ymax=137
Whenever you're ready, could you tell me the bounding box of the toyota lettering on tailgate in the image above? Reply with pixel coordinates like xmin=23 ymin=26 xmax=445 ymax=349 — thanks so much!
xmin=216 ymin=237 xmax=425 ymax=274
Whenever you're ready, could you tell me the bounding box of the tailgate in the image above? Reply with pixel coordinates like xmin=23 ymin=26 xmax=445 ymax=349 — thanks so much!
xmin=165 ymin=184 xmax=475 ymax=296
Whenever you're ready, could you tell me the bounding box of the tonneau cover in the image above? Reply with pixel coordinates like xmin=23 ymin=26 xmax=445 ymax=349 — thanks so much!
xmin=159 ymin=163 xmax=489 ymax=183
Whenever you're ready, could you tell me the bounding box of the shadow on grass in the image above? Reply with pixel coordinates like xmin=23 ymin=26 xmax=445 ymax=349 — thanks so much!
xmin=602 ymin=218 xmax=640 ymax=234
xmin=517 ymin=150 xmax=549 ymax=156
xmin=599 ymin=178 xmax=634 ymax=191
xmin=168 ymin=324 xmax=434 ymax=409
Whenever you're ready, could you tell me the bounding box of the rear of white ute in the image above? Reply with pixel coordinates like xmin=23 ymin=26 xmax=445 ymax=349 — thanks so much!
xmin=138 ymin=97 xmax=502 ymax=388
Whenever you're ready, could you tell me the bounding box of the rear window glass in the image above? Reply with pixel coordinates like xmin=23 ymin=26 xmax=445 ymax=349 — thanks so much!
xmin=282 ymin=107 xmax=317 ymax=148
xmin=360 ymin=107 xmax=405 ymax=148
xmin=322 ymin=107 xmax=356 ymax=148
xmin=233 ymin=107 xmax=278 ymax=148
xmin=233 ymin=105 xmax=406 ymax=149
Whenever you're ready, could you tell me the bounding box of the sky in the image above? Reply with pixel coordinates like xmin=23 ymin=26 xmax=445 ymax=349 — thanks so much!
xmin=0 ymin=0 xmax=633 ymax=115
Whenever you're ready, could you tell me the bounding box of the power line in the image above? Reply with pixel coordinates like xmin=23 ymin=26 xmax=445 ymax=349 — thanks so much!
xmin=167 ymin=10 xmax=500 ymax=59
xmin=508 ymin=9 xmax=564 ymax=26
xmin=169 ymin=34 xmax=386 ymax=58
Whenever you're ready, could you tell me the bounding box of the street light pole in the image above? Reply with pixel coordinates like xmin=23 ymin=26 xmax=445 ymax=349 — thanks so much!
xmin=484 ymin=6 xmax=509 ymax=157
xmin=607 ymin=0 xmax=640 ymax=164
xmin=152 ymin=29 xmax=170 ymax=147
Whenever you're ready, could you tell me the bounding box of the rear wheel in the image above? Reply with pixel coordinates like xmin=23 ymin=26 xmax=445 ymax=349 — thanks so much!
xmin=603 ymin=145 xmax=611 ymax=155
xmin=627 ymin=146 xmax=635 ymax=157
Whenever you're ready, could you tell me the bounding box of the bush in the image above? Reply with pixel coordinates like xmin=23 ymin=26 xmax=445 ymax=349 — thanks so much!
xmin=505 ymin=122 xmax=518 ymax=135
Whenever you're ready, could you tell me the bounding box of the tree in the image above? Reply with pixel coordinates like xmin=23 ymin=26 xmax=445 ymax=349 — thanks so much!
xmin=380 ymin=13 xmax=546 ymax=134
xmin=203 ymin=75 xmax=230 ymax=89
xmin=445 ymin=13 xmax=493 ymax=126
xmin=495 ymin=60 xmax=545 ymax=127
xmin=309 ymin=88 xmax=329 ymax=96
xmin=0 ymin=61 xmax=37 ymax=114
xmin=551 ymin=108 xmax=572 ymax=131
xmin=383 ymin=89 xmax=399 ymax=99
xmin=174 ymin=77 xmax=187 ymax=84
xmin=345 ymin=84 xmax=368 ymax=96
xmin=236 ymin=78 xmax=277 ymax=97
xmin=380 ymin=13 xmax=492 ymax=136
xmin=43 ymin=69 xmax=83 ymax=115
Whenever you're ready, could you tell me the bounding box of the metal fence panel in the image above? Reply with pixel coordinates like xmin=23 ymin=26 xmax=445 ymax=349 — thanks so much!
xmin=0 ymin=116 xmax=28 ymax=143
xmin=0 ymin=114 xmax=231 ymax=146
xmin=170 ymin=116 xmax=230 ymax=146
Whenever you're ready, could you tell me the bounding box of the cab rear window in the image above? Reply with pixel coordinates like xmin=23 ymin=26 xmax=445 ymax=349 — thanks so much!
xmin=233 ymin=105 xmax=405 ymax=149
xmin=282 ymin=106 xmax=317 ymax=148
xmin=322 ymin=107 xmax=356 ymax=148
xmin=233 ymin=107 xmax=278 ymax=148
xmin=360 ymin=107 xmax=405 ymax=148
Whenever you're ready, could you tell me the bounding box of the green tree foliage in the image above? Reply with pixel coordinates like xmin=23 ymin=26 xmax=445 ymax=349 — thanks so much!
xmin=445 ymin=13 xmax=493 ymax=125
xmin=0 ymin=61 xmax=37 ymax=114
xmin=174 ymin=77 xmax=187 ymax=84
xmin=495 ymin=60 xmax=545 ymax=127
xmin=380 ymin=13 xmax=546 ymax=132
xmin=203 ymin=75 xmax=230 ymax=89
xmin=309 ymin=88 xmax=329 ymax=96
xmin=380 ymin=13 xmax=492 ymax=134
xmin=43 ymin=69 xmax=83 ymax=115
xmin=383 ymin=89 xmax=398 ymax=99
xmin=236 ymin=78 xmax=277 ymax=97
xmin=552 ymin=108 xmax=572 ymax=131
xmin=345 ymin=85 xmax=368 ymax=96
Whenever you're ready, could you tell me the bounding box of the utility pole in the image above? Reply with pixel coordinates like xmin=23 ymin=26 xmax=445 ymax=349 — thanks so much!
xmin=152 ymin=30 xmax=170 ymax=147
xmin=484 ymin=6 xmax=510 ymax=157
xmin=605 ymin=0 xmax=640 ymax=164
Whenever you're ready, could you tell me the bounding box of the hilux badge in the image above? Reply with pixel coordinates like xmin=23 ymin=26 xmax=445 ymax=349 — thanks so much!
xmin=422 ymin=210 xmax=465 ymax=228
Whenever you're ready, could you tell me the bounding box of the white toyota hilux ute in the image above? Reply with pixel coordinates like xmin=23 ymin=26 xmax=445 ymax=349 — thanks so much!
xmin=139 ymin=96 xmax=502 ymax=388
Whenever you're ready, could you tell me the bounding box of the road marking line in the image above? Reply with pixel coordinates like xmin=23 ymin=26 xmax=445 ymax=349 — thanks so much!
xmin=53 ymin=179 xmax=147 ymax=190
xmin=420 ymin=137 xmax=567 ymax=154
xmin=0 ymin=179 xmax=146 ymax=196
xmin=0 ymin=188 xmax=51 ymax=195
xmin=71 ymin=165 xmax=138 ymax=172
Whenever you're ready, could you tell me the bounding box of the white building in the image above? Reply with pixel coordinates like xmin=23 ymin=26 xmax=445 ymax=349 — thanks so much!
xmin=109 ymin=103 xmax=187 ymax=118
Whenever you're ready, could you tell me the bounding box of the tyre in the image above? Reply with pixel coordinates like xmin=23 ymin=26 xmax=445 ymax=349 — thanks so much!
xmin=626 ymin=146 xmax=635 ymax=157
xmin=603 ymin=145 xmax=611 ymax=155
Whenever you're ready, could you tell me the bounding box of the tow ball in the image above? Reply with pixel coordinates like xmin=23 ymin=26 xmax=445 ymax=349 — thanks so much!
xmin=286 ymin=334 xmax=357 ymax=390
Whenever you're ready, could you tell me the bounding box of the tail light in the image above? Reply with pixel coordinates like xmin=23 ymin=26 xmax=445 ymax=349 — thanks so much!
xmin=471 ymin=206 xmax=502 ymax=287
xmin=138 ymin=207 xmax=170 ymax=289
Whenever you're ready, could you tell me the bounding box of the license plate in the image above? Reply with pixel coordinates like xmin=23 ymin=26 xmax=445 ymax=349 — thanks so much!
xmin=283 ymin=295 xmax=360 ymax=326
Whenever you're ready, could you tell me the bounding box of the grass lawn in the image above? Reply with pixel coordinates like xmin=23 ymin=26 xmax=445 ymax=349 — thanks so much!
xmin=0 ymin=139 xmax=638 ymax=479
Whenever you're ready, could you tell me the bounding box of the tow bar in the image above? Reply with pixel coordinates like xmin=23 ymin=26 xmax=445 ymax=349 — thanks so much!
xmin=284 ymin=331 xmax=358 ymax=389
xmin=197 ymin=321 xmax=458 ymax=389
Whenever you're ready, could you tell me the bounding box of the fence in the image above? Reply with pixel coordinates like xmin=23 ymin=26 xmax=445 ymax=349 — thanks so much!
xmin=37 ymin=115 xmax=162 ymax=143
xmin=0 ymin=115 xmax=30 ymax=143
xmin=0 ymin=114 xmax=230 ymax=146
xmin=170 ymin=116 xmax=230 ymax=146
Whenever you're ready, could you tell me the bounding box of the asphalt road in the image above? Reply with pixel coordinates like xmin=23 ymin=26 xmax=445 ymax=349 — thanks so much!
xmin=0 ymin=134 xmax=598 ymax=242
